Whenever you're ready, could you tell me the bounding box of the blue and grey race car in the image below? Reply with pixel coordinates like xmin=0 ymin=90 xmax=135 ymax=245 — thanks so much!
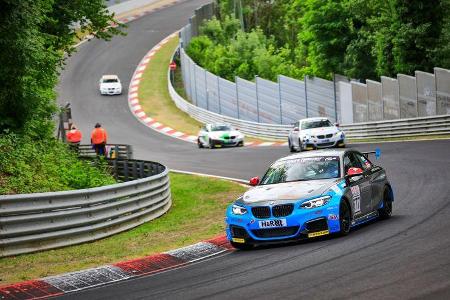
xmin=225 ymin=149 xmax=393 ymax=250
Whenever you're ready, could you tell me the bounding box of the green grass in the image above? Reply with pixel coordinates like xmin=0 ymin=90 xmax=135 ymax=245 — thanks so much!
xmin=0 ymin=173 xmax=246 ymax=285
xmin=0 ymin=133 xmax=115 ymax=194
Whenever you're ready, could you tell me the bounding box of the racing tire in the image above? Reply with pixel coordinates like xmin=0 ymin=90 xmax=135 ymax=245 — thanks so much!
xmin=378 ymin=187 xmax=393 ymax=219
xmin=209 ymin=138 xmax=215 ymax=149
xmin=288 ymin=140 xmax=296 ymax=153
xmin=230 ymin=241 xmax=253 ymax=250
xmin=298 ymin=139 xmax=303 ymax=152
xmin=197 ymin=138 xmax=203 ymax=148
xmin=339 ymin=200 xmax=351 ymax=236
xmin=238 ymin=141 xmax=244 ymax=147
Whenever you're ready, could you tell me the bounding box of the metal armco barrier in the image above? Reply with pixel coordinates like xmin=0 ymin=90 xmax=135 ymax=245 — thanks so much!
xmin=169 ymin=68 xmax=450 ymax=140
xmin=78 ymin=144 xmax=133 ymax=159
xmin=0 ymin=160 xmax=171 ymax=257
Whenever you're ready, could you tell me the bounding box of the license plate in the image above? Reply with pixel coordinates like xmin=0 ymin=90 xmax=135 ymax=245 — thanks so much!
xmin=258 ymin=219 xmax=287 ymax=228
xmin=307 ymin=230 xmax=329 ymax=238
xmin=321 ymin=139 xmax=330 ymax=143
xmin=232 ymin=238 xmax=245 ymax=243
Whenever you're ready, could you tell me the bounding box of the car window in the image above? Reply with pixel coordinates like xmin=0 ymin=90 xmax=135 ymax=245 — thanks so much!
xmin=211 ymin=125 xmax=231 ymax=131
xmin=201 ymin=126 xmax=207 ymax=132
xmin=260 ymin=156 xmax=340 ymax=185
xmin=343 ymin=152 xmax=363 ymax=173
xmin=103 ymin=78 xmax=118 ymax=83
xmin=294 ymin=121 xmax=299 ymax=128
xmin=354 ymin=152 xmax=372 ymax=170
xmin=301 ymin=119 xmax=332 ymax=130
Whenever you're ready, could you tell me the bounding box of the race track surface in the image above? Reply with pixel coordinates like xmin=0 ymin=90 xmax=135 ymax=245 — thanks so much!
xmin=58 ymin=1 xmax=450 ymax=298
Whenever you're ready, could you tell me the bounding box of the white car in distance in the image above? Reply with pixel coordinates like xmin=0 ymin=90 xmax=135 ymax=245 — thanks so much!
xmin=288 ymin=117 xmax=345 ymax=152
xmin=99 ymin=75 xmax=122 ymax=95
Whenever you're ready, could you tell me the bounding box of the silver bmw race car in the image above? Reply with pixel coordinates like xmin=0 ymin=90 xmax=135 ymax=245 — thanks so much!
xmin=288 ymin=117 xmax=345 ymax=152
xmin=197 ymin=123 xmax=245 ymax=148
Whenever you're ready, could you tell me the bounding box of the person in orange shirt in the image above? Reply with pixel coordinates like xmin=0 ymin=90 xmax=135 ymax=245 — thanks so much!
xmin=66 ymin=124 xmax=82 ymax=150
xmin=90 ymin=123 xmax=108 ymax=156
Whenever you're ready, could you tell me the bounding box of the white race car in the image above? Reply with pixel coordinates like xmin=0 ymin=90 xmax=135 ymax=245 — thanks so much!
xmin=197 ymin=123 xmax=244 ymax=148
xmin=99 ymin=75 xmax=122 ymax=95
xmin=288 ymin=117 xmax=345 ymax=152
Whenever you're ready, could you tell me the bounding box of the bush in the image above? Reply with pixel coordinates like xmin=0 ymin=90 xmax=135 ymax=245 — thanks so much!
xmin=0 ymin=133 xmax=116 ymax=194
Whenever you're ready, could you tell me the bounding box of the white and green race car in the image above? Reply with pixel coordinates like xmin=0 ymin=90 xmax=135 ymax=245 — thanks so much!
xmin=197 ymin=123 xmax=245 ymax=148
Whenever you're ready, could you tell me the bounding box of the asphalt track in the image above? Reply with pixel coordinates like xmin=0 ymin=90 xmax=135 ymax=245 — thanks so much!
xmin=58 ymin=0 xmax=450 ymax=298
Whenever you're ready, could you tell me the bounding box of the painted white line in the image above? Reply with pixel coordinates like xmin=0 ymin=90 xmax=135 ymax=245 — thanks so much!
xmin=170 ymin=169 xmax=248 ymax=185
xmin=172 ymin=131 xmax=184 ymax=137
xmin=151 ymin=122 xmax=162 ymax=128
xmin=130 ymin=99 xmax=139 ymax=105
xmin=258 ymin=142 xmax=275 ymax=146
xmin=144 ymin=117 xmax=153 ymax=123
xmin=187 ymin=135 xmax=197 ymax=141
xmin=131 ymin=105 xmax=141 ymax=111
xmin=130 ymin=86 xmax=139 ymax=92
xmin=137 ymin=65 xmax=146 ymax=72
xmin=134 ymin=73 xmax=142 ymax=79
xmin=136 ymin=111 xmax=146 ymax=118
xmin=142 ymin=58 xmax=151 ymax=64
xmin=160 ymin=127 xmax=173 ymax=133
xmin=131 ymin=79 xmax=141 ymax=86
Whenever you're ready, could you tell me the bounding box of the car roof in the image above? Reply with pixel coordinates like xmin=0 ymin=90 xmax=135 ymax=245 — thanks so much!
xmin=101 ymin=75 xmax=119 ymax=80
xmin=277 ymin=149 xmax=348 ymax=162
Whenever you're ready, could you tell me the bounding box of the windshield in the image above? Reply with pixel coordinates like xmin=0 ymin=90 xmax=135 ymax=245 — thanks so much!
xmin=260 ymin=156 xmax=340 ymax=185
xmin=211 ymin=125 xmax=232 ymax=131
xmin=103 ymin=78 xmax=118 ymax=83
xmin=301 ymin=120 xmax=332 ymax=130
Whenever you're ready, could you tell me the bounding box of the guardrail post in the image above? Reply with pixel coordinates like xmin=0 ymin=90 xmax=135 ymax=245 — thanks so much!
xmin=139 ymin=161 xmax=145 ymax=178
xmin=126 ymin=145 xmax=133 ymax=160
xmin=132 ymin=161 xmax=138 ymax=180
xmin=123 ymin=161 xmax=129 ymax=181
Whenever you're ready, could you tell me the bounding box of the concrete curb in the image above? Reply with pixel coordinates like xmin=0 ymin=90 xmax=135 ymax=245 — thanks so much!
xmin=0 ymin=236 xmax=232 ymax=299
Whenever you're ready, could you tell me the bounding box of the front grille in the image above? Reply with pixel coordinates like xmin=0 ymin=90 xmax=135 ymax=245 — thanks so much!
xmin=317 ymin=135 xmax=325 ymax=139
xmin=326 ymin=133 xmax=333 ymax=138
xmin=252 ymin=206 xmax=271 ymax=218
xmin=230 ymin=225 xmax=248 ymax=238
xmin=252 ymin=226 xmax=299 ymax=238
xmin=317 ymin=142 xmax=334 ymax=147
xmin=306 ymin=218 xmax=328 ymax=232
xmin=272 ymin=204 xmax=294 ymax=217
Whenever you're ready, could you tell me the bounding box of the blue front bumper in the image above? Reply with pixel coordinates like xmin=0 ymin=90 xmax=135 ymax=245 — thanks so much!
xmin=225 ymin=202 xmax=342 ymax=245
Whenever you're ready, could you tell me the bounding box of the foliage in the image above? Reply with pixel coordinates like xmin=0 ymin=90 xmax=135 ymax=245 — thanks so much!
xmin=187 ymin=0 xmax=450 ymax=82
xmin=0 ymin=0 xmax=124 ymax=136
xmin=0 ymin=133 xmax=116 ymax=194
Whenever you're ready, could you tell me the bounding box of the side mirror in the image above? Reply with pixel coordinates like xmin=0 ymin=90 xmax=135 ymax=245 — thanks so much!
xmin=334 ymin=123 xmax=340 ymax=127
xmin=249 ymin=176 xmax=260 ymax=186
xmin=293 ymin=127 xmax=299 ymax=132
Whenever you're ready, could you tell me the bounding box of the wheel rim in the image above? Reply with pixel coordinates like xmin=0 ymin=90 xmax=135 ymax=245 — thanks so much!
xmin=340 ymin=202 xmax=351 ymax=232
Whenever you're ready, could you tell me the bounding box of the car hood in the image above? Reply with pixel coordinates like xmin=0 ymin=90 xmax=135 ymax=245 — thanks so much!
xmin=241 ymin=179 xmax=338 ymax=205
xmin=300 ymin=127 xmax=338 ymax=136
xmin=209 ymin=130 xmax=242 ymax=139
xmin=100 ymin=82 xmax=121 ymax=89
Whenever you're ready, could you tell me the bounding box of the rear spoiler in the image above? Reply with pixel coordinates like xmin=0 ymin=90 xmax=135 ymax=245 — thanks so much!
xmin=362 ymin=148 xmax=381 ymax=159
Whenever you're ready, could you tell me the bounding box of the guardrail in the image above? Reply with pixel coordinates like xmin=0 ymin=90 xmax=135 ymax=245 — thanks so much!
xmin=169 ymin=62 xmax=450 ymax=140
xmin=78 ymin=144 xmax=133 ymax=159
xmin=0 ymin=159 xmax=171 ymax=257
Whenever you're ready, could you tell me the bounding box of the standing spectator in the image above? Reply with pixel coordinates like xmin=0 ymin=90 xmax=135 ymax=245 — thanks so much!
xmin=91 ymin=123 xmax=108 ymax=156
xmin=66 ymin=124 xmax=82 ymax=151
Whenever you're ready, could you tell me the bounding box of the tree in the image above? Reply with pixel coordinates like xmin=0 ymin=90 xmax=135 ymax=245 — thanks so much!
xmin=0 ymin=0 xmax=123 ymax=137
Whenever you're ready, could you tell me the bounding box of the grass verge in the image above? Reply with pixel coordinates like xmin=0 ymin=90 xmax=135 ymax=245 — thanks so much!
xmin=138 ymin=36 xmax=281 ymax=143
xmin=139 ymin=36 xmax=204 ymax=135
xmin=0 ymin=173 xmax=246 ymax=285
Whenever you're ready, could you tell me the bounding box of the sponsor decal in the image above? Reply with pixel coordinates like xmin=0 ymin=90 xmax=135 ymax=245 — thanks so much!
xmin=232 ymin=238 xmax=245 ymax=243
xmin=350 ymin=185 xmax=361 ymax=213
xmin=328 ymin=214 xmax=339 ymax=220
xmin=308 ymin=230 xmax=329 ymax=238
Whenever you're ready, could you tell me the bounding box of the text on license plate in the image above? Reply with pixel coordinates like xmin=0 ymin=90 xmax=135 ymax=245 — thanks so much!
xmin=321 ymin=139 xmax=330 ymax=143
xmin=258 ymin=219 xmax=287 ymax=228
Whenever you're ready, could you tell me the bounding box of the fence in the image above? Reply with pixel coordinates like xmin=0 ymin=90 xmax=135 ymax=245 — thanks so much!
xmin=169 ymin=68 xmax=450 ymax=140
xmin=0 ymin=159 xmax=170 ymax=257
xmin=78 ymin=144 xmax=133 ymax=160
xmin=178 ymin=2 xmax=450 ymax=125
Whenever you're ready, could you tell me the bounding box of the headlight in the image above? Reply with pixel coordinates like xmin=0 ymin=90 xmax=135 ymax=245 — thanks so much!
xmin=232 ymin=204 xmax=247 ymax=215
xmin=300 ymin=196 xmax=331 ymax=209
